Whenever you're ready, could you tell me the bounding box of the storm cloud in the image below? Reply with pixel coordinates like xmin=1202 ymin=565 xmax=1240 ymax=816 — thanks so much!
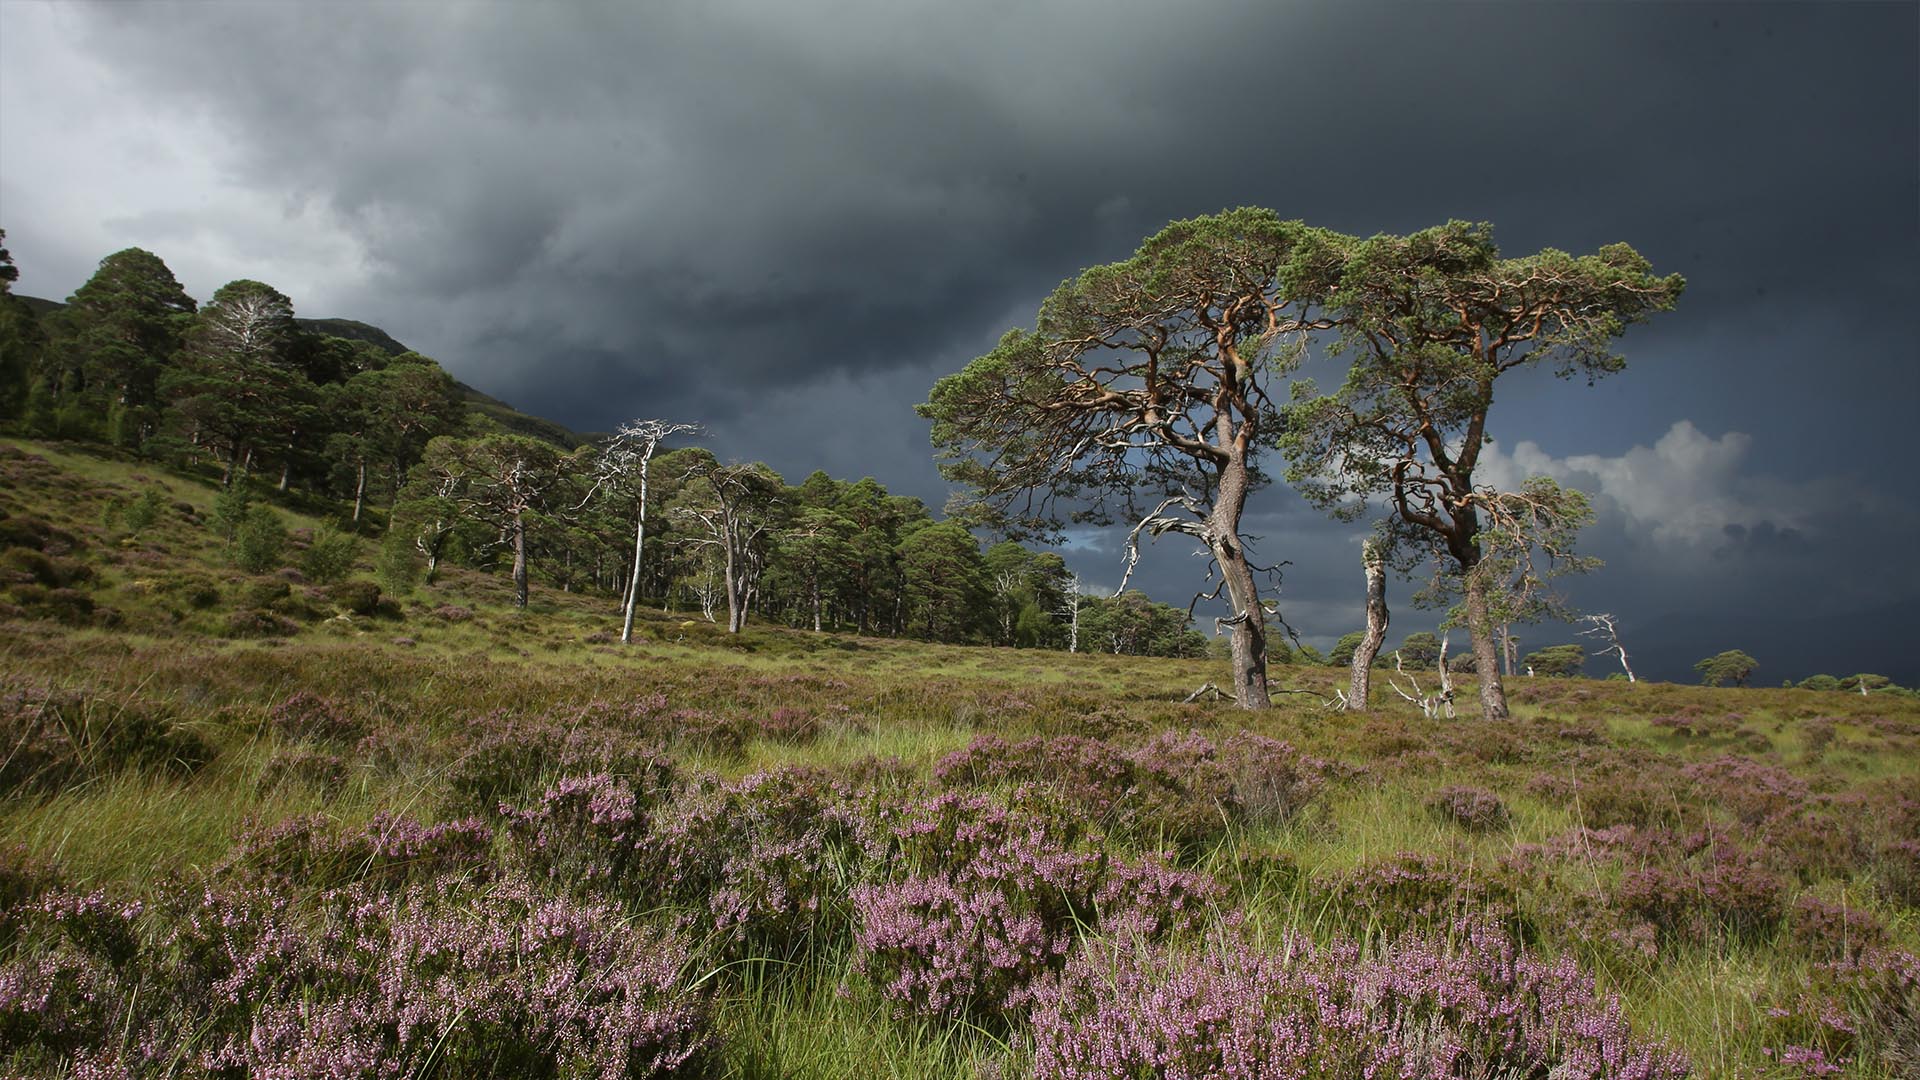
xmin=3 ymin=1 xmax=1914 ymax=681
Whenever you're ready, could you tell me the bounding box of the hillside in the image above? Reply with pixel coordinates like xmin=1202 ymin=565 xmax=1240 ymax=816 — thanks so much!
xmin=17 ymin=294 xmax=590 ymax=449
xmin=1 ymin=436 xmax=1917 ymax=1079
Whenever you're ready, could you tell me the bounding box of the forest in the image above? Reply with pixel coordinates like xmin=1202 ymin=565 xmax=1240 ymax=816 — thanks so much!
xmin=0 ymin=233 xmax=1209 ymax=660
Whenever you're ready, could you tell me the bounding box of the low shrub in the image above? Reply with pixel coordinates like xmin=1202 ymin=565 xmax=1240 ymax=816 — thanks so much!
xmin=1426 ymin=784 xmax=1511 ymax=833
xmin=1029 ymin=924 xmax=1690 ymax=1080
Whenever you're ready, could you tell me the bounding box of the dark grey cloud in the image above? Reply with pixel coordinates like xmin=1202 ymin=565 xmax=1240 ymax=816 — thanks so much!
xmin=3 ymin=1 xmax=1914 ymax=682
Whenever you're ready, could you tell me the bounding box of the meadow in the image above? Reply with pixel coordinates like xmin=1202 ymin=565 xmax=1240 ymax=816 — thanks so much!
xmin=2 ymin=437 xmax=1916 ymax=1078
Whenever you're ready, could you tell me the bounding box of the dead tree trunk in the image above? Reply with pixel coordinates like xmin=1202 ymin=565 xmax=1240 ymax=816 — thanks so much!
xmin=1346 ymin=539 xmax=1389 ymax=711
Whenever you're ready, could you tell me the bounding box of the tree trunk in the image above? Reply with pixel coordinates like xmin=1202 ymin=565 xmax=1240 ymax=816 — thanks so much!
xmin=811 ymin=580 xmax=823 ymax=632
xmin=723 ymin=538 xmax=744 ymax=634
xmin=277 ymin=461 xmax=290 ymax=492
xmin=1347 ymin=539 xmax=1388 ymax=711
xmin=351 ymin=461 xmax=366 ymax=524
xmin=1210 ymin=454 xmax=1270 ymax=709
xmin=511 ymin=509 xmax=529 ymax=610
xmin=1462 ymin=566 xmax=1510 ymax=718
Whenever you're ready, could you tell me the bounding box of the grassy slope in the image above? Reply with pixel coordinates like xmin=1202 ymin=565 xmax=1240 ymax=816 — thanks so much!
xmin=2 ymin=436 xmax=1917 ymax=1078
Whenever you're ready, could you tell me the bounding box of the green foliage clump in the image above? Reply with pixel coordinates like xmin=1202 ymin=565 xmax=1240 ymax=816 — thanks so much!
xmin=233 ymin=505 xmax=288 ymax=574
xmin=299 ymin=526 xmax=360 ymax=584
xmin=1695 ymin=649 xmax=1759 ymax=688
xmin=374 ymin=531 xmax=420 ymax=595
xmin=209 ymin=486 xmax=252 ymax=542
xmin=106 ymin=488 xmax=168 ymax=534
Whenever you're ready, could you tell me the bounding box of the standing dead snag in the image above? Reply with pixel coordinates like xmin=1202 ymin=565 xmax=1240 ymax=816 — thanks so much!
xmin=584 ymin=419 xmax=703 ymax=644
xmin=920 ymin=209 xmax=1344 ymax=709
xmin=1580 ymin=612 xmax=1635 ymax=682
xmin=1346 ymin=538 xmax=1389 ymax=711
xmin=1388 ymin=633 xmax=1456 ymax=719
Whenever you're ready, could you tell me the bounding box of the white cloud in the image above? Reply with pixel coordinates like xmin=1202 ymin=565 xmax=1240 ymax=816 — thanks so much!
xmin=1481 ymin=420 xmax=1803 ymax=547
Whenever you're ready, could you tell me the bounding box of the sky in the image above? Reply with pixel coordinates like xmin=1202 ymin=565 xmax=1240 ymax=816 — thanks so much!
xmin=3 ymin=1 xmax=1916 ymax=683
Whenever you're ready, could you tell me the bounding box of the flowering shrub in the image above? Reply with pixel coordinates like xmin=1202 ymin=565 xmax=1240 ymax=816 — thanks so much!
xmin=222 ymin=812 xmax=497 ymax=890
xmin=1325 ymin=851 xmax=1519 ymax=939
xmin=645 ymin=766 xmax=872 ymax=959
xmin=1426 ymin=784 xmax=1511 ymax=832
xmin=1789 ymin=894 xmax=1888 ymax=964
xmin=933 ymin=729 xmax=1323 ymax=846
xmin=2 ymin=876 xmax=713 ymax=1078
xmin=755 ymin=706 xmax=819 ymax=744
xmin=266 ymin=689 xmax=366 ymax=744
xmin=504 ymin=771 xmax=675 ymax=898
xmin=1679 ymin=755 xmax=1809 ymax=826
xmin=443 ymin=709 xmax=675 ymax=813
xmin=1613 ymin=851 xmax=1787 ymax=947
xmin=850 ymin=792 xmax=1219 ymax=1020
xmin=1029 ymin=924 xmax=1691 ymax=1080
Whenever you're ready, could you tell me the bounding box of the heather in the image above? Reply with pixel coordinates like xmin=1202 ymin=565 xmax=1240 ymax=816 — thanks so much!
xmin=1 ymin=444 xmax=1918 ymax=1076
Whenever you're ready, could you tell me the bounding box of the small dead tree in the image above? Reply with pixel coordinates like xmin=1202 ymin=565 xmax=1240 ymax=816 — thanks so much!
xmin=585 ymin=419 xmax=702 ymax=644
xmin=1057 ymin=572 xmax=1084 ymax=653
xmin=1387 ymin=632 xmax=1457 ymax=719
xmin=1346 ymin=538 xmax=1390 ymax=711
xmin=1580 ymin=612 xmax=1635 ymax=682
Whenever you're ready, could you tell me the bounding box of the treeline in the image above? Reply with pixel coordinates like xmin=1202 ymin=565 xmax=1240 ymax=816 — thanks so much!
xmin=0 ymin=235 xmax=1206 ymax=656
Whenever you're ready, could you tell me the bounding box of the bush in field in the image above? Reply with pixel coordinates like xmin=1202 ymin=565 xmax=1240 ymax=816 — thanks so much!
xmin=933 ymin=729 xmax=1324 ymax=845
xmin=1426 ymin=784 xmax=1511 ymax=833
xmin=266 ymin=690 xmax=366 ymax=744
xmin=0 ymin=683 xmax=212 ymax=795
xmin=1325 ymin=851 xmax=1520 ymax=939
xmin=325 ymin=579 xmax=381 ymax=616
xmin=1613 ymin=851 xmax=1787 ymax=948
xmin=300 ymin=525 xmax=360 ymax=584
xmin=1 ymin=877 xmax=713 ymax=1078
xmin=849 ymin=792 xmax=1219 ymax=1020
xmin=1028 ymin=925 xmax=1691 ymax=1080
xmin=443 ymin=709 xmax=677 ymax=814
xmin=647 ymin=766 xmax=874 ymax=958
xmin=503 ymin=772 xmax=672 ymax=894
xmin=233 ymin=504 xmax=288 ymax=573
xmin=220 ymin=813 xmax=496 ymax=890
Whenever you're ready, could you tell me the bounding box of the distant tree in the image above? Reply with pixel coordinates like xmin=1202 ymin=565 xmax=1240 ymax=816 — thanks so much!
xmin=1838 ymin=673 xmax=1893 ymax=696
xmin=672 ymin=454 xmax=782 ymax=634
xmin=0 ymin=230 xmax=40 ymax=419
xmin=1694 ymin=649 xmax=1759 ymax=688
xmin=781 ymin=506 xmax=859 ymax=633
xmin=898 ymin=521 xmax=989 ymax=643
xmin=418 ymin=434 xmax=563 ymax=609
xmin=53 ymin=248 xmax=196 ymax=425
xmin=921 ymin=209 xmax=1343 ymax=708
xmin=1284 ymin=222 xmax=1682 ymax=718
xmin=1328 ymin=631 xmax=1366 ymax=669
xmin=1523 ymin=643 xmax=1586 ymax=678
xmin=1579 ymin=612 xmax=1635 ymax=683
xmin=1396 ymin=632 xmax=1443 ymax=670
xmin=1080 ymin=590 xmax=1209 ymax=658
xmin=233 ymin=505 xmax=288 ymax=574
xmin=164 ymin=280 xmax=312 ymax=484
xmin=1795 ymin=674 xmax=1841 ymax=692
xmin=584 ymin=419 xmax=703 ymax=642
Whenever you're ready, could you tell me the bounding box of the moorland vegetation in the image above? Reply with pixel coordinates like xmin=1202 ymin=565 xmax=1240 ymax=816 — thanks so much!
xmin=1 ymin=215 xmax=1916 ymax=1078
